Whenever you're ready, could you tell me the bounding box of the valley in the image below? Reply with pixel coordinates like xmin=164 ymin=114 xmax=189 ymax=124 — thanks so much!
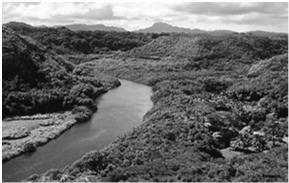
xmin=2 ymin=22 xmax=288 ymax=182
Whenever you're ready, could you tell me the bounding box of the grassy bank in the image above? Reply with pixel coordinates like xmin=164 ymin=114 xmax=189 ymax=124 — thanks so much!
xmin=2 ymin=112 xmax=77 ymax=162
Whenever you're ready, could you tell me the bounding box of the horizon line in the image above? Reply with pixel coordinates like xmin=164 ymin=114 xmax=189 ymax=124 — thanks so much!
xmin=3 ymin=20 xmax=288 ymax=34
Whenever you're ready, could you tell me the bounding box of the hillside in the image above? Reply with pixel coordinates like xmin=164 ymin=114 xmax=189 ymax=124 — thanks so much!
xmin=64 ymin=24 xmax=127 ymax=32
xmin=3 ymin=21 xmax=288 ymax=183
xmin=247 ymin=30 xmax=288 ymax=38
xmin=4 ymin=22 xmax=158 ymax=54
xmin=2 ymin=26 xmax=119 ymax=118
xmin=28 ymin=26 xmax=288 ymax=181
xmin=29 ymin=52 xmax=288 ymax=181
xmin=2 ymin=26 xmax=74 ymax=88
xmin=125 ymin=34 xmax=288 ymax=61
xmin=137 ymin=22 xmax=205 ymax=34
xmin=135 ymin=22 xmax=288 ymax=37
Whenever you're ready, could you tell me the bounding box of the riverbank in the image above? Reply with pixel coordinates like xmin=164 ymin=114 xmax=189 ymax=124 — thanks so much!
xmin=3 ymin=79 xmax=152 ymax=182
xmin=2 ymin=112 xmax=77 ymax=162
xmin=3 ymin=87 xmax=121 ymax=164
xmin=28 ymin=54 xmax=288 ymax=182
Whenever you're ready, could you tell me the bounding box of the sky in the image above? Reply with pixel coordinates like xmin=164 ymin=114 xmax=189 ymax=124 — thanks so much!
xmin=2 ymin=2 xmax=288 ymax=32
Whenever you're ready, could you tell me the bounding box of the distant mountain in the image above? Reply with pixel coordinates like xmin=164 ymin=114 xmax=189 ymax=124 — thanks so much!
xmin=5 ymin=22 xmax=154 ymax=55
xmin=64 ymin=24 xmax=127 ymax=32
xmin=208 ymin=30 xmax=236 ymax=36
xmin=4 ymin=21 xmax=35 ymax=32
xmin=136 ymin=22 xmax=205 ymax=34
xmin=246 ymin=30 xmax=288 ymax=39
xmin=4 ymin=21 xmax=72 ymax=35
xmin=136 ymin=22 xmax=239 ymax=35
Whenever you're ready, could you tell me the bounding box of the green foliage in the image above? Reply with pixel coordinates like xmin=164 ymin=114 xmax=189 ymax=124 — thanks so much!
xmin=3 ymin=88 xmax=67 ymax=116
xmin=125 ymin=34 xmax=287 ymax=62
xmin=5 ymin=22 xmax=160 ymax=54
xmin=230 ymin=147 xmax=288 ymax=182
xmin=69 ymin=51 xmax=286 ymax=181
xmin=23 ymin=142 xmax=36 ymax=153
xmin=69 ymin=151 xmax=109 ymax=174
xmin=203 ymin=77 xmax=233 ymax=93
xmin=6 ymin=22 xmax=288 ymax=182
xmin=2 ymin=26 xmax=121 ymax=118
xmin=34 ymin=50 xmax=287 ymax=181
xmin=227 ymin=83 xmax=267 ymax=101
xmin=164 ymin=131 xmax=177 ymax=141
xmin=105 ymin=169 xmax=128 ymax=182
xmin=72 ymin=106 xmax=93 ymax=123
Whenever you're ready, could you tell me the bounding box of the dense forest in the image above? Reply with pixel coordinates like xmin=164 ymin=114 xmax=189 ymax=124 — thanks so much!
xmin=4 ymin=22 xmax=165 ymax=54
xmin=40 ymin=47 xmax=287 ymax=181
xmin=2 ymin=26 xmax=120 ymax=120
xmin=3 ymin=22 xmax=288 ymax=182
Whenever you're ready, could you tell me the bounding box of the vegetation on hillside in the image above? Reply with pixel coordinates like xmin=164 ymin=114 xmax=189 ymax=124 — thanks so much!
xmin=2 ymin=26 xmax=120 ymax=118
xmin=26 ymin=30 xmax=288 ymax=182
xmin=123 ymin=33 xmax=287 ymax=62
xmin=5 ymin=22 xmax=163 ymax=54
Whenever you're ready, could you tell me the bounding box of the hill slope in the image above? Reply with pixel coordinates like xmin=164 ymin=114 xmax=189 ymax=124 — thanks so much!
xmin=29 ymin=52 xmax=288 ymax=182
xmin=137 ymin=22 xmax=205 ymax=34
xmin=5 ymin=22 xmax=157 ymax=54
xmin=2 ymin=26 xmax=119 ymax=117
xmin=125 ymin=34 xmax=288 ymax=64
xmin=4 ymin=21 xmax=288 ymax=182
xmin=64 ymin=24 xmax=127 ymax=32
xmin=2 ymin=26 xmax=74 ymax=91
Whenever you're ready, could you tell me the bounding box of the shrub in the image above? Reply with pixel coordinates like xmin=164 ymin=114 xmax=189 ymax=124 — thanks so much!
xmin=203 ymin=78 xmax=232 ymax=93
xmin=72 ymin=106 xmax=93 ymax=122
xmin=23 ymin=142 xmax=36 ymax=153
xmin=106 ymin=169 xmax=128 ymax=182
xmin=164 ymin=131 xmax=176 ymax=141
xmin=227 ymin=83 xmax=266 ymax=101
xmin=275 ymin=103 xmax=288 ymax=118
xmin=70 ymin=151 xmax=109 ymax=174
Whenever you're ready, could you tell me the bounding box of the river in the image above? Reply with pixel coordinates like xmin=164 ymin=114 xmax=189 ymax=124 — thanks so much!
xmin=2 ymin=79 xmax=153 ymax=182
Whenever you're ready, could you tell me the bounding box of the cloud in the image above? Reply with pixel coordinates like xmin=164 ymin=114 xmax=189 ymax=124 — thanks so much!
xmin=2 ymin=2 xmax=288 ymax=32
xmin=2 ymin=2 xmax=122 ymax=25
xmin=172 ymin=2 xmax=288 ymax=16
xmin=51 ymin=5 xmax=123 ymax=23
xmin=220 ymin=13 xmax=287 ymax=26
xmin=171 ymin=2 xmax=288 ymax=32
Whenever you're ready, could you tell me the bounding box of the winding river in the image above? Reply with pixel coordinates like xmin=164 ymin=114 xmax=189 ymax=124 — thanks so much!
xmin=3 ymin=79 xmax=153 ymax=182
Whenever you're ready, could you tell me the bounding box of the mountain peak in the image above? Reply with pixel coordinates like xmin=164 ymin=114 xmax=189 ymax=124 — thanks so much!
xmin=136 ymin=22 xmax=205 ymax=34
xmin=152 ymin=22 xmax=172 ymax=27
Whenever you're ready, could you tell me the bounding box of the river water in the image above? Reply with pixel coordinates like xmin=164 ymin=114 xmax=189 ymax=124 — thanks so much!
xmin=2 ymin=79 xmax=153 ymax=182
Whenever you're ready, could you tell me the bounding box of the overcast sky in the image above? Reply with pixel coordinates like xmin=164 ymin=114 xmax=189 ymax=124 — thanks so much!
xmin=2 ymin=2 xmax=288 ymax=32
